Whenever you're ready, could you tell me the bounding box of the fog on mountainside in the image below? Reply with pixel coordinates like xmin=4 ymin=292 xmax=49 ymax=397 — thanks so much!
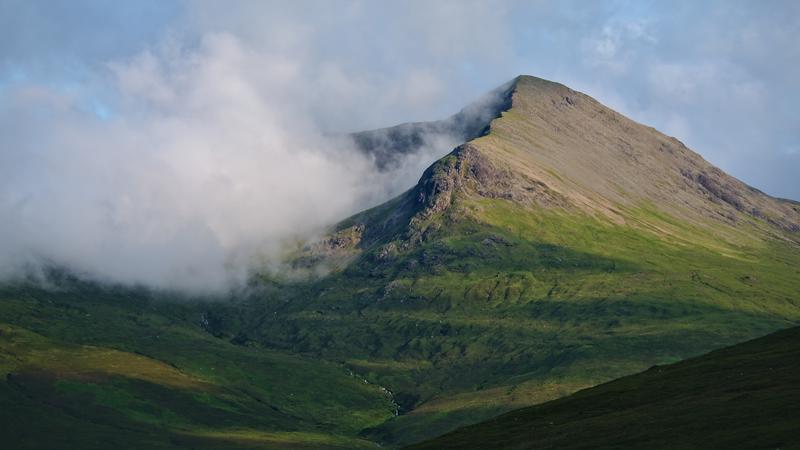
xmin=0 ymin=36 xmax=510 ymax=292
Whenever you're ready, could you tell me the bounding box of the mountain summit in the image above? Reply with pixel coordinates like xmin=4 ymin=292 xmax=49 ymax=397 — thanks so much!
xmin=348 ymin=76 xmax=800 ymax=253
xmin=328 ymin=75 xmax=799 ymax=262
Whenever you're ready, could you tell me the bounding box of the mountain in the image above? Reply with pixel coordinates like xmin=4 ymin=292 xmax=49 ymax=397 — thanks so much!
xmin=1 ymin=75 xmax=799 ymax=449
xmin=247 ymin=75 xmax=800 ymax=445
xmin=346 ymin=75 xmax=799 ymax=248
xmin=409 ymin=324 xmax=800 ymax=449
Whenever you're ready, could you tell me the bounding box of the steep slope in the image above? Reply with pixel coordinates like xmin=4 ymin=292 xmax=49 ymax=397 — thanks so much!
xmin=479 ymin=76 xmax=799 ymax=232
xmin=243 ymin=75 xmax=800 ymax=446
xmin=344 ymin=75 xmax=799 ymax=247
xmin=409 ymin=324 xmax=800 ymax=449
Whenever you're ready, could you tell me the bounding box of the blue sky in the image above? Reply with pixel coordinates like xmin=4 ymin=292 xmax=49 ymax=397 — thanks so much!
xmin=1 ymin=0 xmax=798 ymax=288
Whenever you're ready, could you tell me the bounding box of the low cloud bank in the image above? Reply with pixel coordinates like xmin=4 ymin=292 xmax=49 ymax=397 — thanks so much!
xmin=0 ymin=33 xmax=486 ymax=292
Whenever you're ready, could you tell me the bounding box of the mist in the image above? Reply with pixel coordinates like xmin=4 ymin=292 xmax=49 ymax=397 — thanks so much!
xmin=0 ymin=33 xmax=470 ymax=291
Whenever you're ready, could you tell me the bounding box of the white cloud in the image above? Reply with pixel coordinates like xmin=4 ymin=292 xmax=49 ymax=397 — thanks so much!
xmin=0 ymin=32 xmax=476 ymax=291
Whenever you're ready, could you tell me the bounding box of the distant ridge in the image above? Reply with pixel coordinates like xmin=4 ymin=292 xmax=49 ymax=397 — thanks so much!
xmin=350 ymin=80 xmax=514 ymax=170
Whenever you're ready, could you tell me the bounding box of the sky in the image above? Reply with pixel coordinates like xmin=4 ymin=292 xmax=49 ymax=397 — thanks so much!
xmin=1 ymin=0 xmax=798 ymax=290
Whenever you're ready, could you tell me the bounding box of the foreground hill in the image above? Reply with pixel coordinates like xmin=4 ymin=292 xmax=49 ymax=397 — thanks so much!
xmin=410 ymin=324 xmax=800 ymax=449
xmin=0 ymin=280 xmax=394 ymax=449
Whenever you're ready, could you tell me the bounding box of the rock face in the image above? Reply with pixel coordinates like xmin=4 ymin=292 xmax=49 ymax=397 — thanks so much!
xmin=292 ymin=225 xmax=365 ymax=270
xmin=410 ymin=143 xmax=566 ymax=223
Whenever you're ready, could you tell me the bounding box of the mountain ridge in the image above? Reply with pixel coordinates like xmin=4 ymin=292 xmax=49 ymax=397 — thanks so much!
xmin=313 ymin=74 xmax=798 ymax=269
xmin=408 ymin=75 xmax=799 ymax=230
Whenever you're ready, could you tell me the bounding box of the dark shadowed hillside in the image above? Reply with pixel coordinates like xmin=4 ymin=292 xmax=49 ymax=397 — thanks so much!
xmin=410 ymin=325 xmax=800 ymax=449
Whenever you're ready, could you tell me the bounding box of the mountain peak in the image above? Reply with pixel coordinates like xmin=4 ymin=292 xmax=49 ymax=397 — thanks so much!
xmin=513 ymin=73 xmax=569 ymax=88
xmin=338 ymin=75 xmax=800 ymax=260
xmin=472 ymin=76 xmax=800 ymax=233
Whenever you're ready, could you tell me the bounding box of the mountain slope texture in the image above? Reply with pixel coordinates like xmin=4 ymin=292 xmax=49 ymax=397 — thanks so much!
xmin=1 ymin=75 xmax=799 ymax=448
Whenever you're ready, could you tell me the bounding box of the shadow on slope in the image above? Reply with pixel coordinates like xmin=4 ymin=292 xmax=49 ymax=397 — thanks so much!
xmin=409 ymin=325 xmax=800 ymax=449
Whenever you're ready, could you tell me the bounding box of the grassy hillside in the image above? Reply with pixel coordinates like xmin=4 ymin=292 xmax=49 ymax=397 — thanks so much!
xmin=0 ymin=280 xmax=394 ymax=449
xmin=242 ymin=196 xmax=800 ymax=446
xmin=409 ymin=324 xmax=800 ymax=449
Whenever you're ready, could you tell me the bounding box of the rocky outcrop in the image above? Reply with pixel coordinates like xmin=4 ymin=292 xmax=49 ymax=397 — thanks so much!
xmin=411 ymin=143 xmax=565 ymax=221
xmin=292 ymin=225 xmax=364 ymax=270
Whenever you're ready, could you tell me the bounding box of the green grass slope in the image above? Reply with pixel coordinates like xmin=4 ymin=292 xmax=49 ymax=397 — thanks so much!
xmin=409 ymin=324 xmax=800 ymax=449
xmin=244 ymin=197 xmax=800 ymax=446
xmin=0 ymin=281 xmax=395 ymax=449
